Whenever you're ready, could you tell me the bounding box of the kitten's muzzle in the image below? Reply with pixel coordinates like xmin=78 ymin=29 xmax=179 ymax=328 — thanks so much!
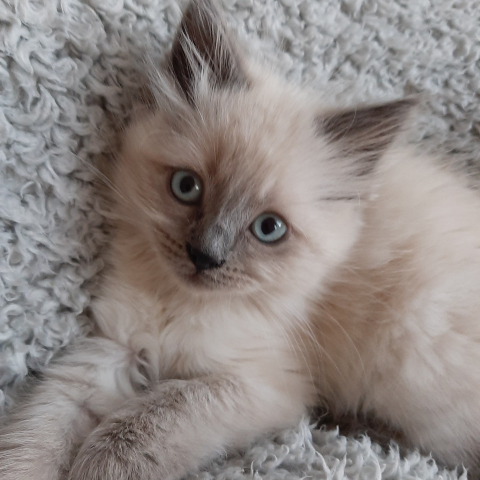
xmin=186 ymin=243 xmax=225 ymax=271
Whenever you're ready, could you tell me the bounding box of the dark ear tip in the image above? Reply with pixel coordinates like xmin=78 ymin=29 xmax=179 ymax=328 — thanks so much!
xmin=382 ymin=96 xmax=420 ymax=125
xmin=390 ymin=96 xmax=420 ymax=114
xmin=396 ymin=95 xmax=420 ymax=106
xmin=181 ymin=0 xmax=222 ymax=22
xmin=358 ymin=96 xmax=420 ymax=118
xmin=320 ymin=96 xmax=418 ymax=139
xmin=168 ymin=0 xmax=248 ymax=104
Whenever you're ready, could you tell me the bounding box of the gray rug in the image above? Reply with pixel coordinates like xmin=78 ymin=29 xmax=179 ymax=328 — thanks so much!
xmin=1 ymin=0 xmax=479 ymax=478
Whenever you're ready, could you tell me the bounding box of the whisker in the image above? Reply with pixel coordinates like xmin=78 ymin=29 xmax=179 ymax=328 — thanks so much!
xmin=70 ymin=152 xmax=127 ymax=203
xmin=298 ymin=320 xmax=345 ymax=399
xmin=319 ymin=306 xmax=366 ymax=384
xmin=256 ymin=318 xmax=291 ymax=398
xmin=283 ymin=323 xmax=316 ymax=391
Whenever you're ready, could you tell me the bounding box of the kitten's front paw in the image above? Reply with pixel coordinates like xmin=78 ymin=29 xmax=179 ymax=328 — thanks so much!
xmin=69 ymin=418 xmax=174 ymax=480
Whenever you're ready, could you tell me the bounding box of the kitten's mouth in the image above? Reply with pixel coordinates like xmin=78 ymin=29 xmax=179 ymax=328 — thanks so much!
xmin=183 ymin=269 xmax=229 ymax=290
xmin=176 ymin=264 xmax=249 ymax=292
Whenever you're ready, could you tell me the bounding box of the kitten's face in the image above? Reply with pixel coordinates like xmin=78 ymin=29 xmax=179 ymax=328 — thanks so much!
xmin=117 ymin=83 xmax=358 ymax=296
xmin=111 ymin=0 xmax=413 ymax=299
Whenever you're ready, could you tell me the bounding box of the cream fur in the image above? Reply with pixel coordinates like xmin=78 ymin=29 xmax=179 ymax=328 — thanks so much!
xmin=306 ymin=150 xmax=480 ymax=467
xmin=1 ymin=1 xmax=480 ymax=479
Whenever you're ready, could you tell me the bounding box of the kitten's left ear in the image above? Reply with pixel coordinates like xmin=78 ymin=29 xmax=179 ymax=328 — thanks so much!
xmin=168 ymin=0 xmax=248 ymax=103
xmin=317 ymin=98 xmax=417 ymax=175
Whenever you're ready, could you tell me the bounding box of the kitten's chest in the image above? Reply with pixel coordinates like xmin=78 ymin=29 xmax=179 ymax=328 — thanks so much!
xmin=94 ymin=285 xmax=290 ymax=381
xmin=151 ymin=316 xmax=235 ymax=378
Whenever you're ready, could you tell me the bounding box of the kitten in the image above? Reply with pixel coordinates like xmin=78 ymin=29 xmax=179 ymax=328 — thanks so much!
xmin=1 ymin=0 xmax=480 ymax=479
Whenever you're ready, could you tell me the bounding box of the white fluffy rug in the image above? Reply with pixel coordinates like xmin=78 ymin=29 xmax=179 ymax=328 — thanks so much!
xmin=1 ymin=0 xmax=479 ymax=478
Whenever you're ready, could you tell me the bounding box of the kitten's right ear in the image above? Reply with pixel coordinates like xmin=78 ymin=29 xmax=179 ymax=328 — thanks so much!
xmin=167 ymin=0 xmax=248 ymax=103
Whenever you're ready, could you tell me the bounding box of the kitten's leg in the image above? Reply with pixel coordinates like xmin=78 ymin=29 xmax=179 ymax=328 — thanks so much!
xmin=0 ymin=338 xmax=139 ymax=480
xmin=69 ymin=375 xmax=301 ymax=480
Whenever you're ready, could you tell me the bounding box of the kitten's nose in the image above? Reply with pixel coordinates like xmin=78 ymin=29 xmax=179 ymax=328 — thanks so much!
xmin=186 ymin=243 xmax=225 ymax=271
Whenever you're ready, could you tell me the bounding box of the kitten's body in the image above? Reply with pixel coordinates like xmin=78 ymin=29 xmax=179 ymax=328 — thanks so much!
xmin=2 ymin=0 xmax=480 ymax=478
xmin=311 ymin=150 xmax=480 ymax=465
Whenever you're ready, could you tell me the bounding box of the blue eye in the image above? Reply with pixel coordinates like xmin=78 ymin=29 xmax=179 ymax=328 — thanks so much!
xmin=171 ymin=170 xmax=202 ymax=204
xmin=251 ymin=213 xmax=287 ymax=243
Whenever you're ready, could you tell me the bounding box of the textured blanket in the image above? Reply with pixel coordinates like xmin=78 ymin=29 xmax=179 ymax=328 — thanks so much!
xmin=1 ymin=0 xmax=479 ymax=478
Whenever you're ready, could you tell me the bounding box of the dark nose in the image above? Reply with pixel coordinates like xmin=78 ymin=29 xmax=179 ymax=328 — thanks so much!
xmin=186 ymin=243 xmax=225 ymax=271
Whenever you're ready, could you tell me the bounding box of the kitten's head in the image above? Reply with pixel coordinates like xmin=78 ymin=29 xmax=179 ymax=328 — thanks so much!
xmin=112 ymin=0 xmax=414 ymax=299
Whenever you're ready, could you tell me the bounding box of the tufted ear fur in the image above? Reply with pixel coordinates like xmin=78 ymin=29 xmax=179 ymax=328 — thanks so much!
xmin=167 ymin=0 xmax=249 ymax=103
xmin=317 ymin=98 xmax=417 ymax=176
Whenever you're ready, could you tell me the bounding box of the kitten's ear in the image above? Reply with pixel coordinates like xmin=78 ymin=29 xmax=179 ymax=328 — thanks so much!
xmin=317 ymin=98 xmax=417 ymax=175
xmin=168 ymin=0 xmax=248 ymax=103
